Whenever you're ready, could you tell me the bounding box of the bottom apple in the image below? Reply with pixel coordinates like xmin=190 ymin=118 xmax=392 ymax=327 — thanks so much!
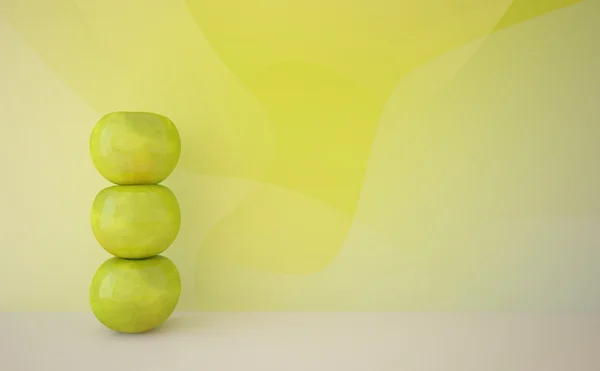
xmin=89 ymin=255 xmax=181 ymax=333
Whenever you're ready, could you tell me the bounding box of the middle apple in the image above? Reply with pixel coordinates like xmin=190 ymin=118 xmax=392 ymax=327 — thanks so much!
xmin=91 ymin=185 xmax=181 ymax=259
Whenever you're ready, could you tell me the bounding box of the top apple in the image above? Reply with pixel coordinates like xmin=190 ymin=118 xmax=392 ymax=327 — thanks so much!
xmin=90 ymin=112 xmax=181 ymax=185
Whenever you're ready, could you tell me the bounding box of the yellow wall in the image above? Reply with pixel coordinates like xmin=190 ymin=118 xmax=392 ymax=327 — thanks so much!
xmin=1 ymin=0 xmax=598 ymax=311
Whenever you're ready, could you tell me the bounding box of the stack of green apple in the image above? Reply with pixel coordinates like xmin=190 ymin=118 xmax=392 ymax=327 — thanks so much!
xmin=89 ymin=112 xmax=183 ymax=334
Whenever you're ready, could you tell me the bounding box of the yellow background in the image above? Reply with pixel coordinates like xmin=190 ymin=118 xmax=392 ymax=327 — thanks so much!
xmin=1 ymin=0 xmax=599 ymax=311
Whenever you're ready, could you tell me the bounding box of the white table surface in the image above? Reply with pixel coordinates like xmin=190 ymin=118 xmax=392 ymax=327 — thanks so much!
xmin=2 ymin=312 xmax=599 ymax=371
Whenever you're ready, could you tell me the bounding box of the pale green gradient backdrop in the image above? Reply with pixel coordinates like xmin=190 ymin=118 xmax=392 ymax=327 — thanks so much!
xmin=0 ymin=0 xmax=598 ymax=311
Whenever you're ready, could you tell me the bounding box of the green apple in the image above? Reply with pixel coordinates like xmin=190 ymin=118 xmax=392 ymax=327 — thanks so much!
xmin=89 ymin=111 xmax=181 ymax=185
xmin=89 ymin=256 xmax=181 ymax=333
xmin=91 ymin=185 xmax=181 ymax=259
